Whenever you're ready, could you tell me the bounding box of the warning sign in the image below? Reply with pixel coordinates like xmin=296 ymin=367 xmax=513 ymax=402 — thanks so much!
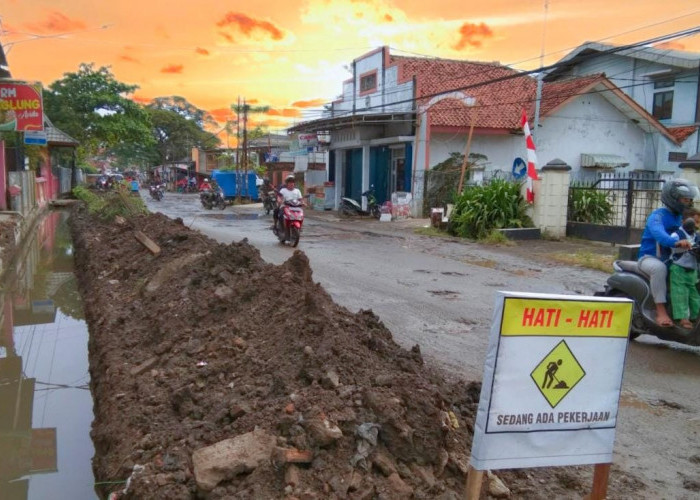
xmin=530 ymin=340 xmax=585 ymax=408
xmin=470 ymin=292 xmax=632 ymax=470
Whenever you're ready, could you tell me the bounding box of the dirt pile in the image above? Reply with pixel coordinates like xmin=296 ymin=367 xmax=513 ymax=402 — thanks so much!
xmin=70 ymin=207 xmax=643 ymax=499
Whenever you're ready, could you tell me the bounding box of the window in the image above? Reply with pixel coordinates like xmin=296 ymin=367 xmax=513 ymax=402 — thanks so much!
xmin=668 ymin=152 xmax=688 ymax=162
xmin=360 ymin=73 xmax=377 ymax=93
xmin=654 ymin=79 xmax=674 ymax=89
xmin=653 ymin=91 xmax=673 ymax=120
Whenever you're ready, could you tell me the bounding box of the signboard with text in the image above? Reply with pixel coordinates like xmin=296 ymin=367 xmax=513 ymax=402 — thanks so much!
xmin=470 ymin=291 xmax=632 ymax=470
xmin=0 ymin=81 xmax=44 ymax=132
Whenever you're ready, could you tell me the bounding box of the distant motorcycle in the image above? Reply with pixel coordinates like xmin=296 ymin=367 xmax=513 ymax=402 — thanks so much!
xmin=340 ymin=187 xmax=380 ymax=218
xmin=200 ymin=188 xmax=226 ymax=210
xmin=273 ymin=199 xmax=304 ymax=247
xmin=149 ymin=183 xmax=165 ymax=201
xmin=262 ymin=190 xmax=277 ymax=215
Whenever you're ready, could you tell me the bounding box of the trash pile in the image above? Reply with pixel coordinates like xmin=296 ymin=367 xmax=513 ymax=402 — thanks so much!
xmin=69 ymin=207 xmax=644 ymax=499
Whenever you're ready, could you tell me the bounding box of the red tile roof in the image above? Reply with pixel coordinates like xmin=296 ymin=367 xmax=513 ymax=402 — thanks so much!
xmin=390 ymin=54 xmax=611 ymax=129
xmin=667 ymin=126 xmax=697 ymax=143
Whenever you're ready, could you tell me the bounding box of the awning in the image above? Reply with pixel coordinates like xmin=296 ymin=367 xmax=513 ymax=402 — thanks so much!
xmin=580 ymin=154 xmax=629 ymax=169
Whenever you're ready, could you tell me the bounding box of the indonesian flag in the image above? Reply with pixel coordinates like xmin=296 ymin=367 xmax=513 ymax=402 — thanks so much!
xmin=520 ymin=109 xmax=538 ymax=203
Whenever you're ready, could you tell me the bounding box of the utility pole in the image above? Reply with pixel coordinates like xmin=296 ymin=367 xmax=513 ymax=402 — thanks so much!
xmin=239 ymin=98 xmax=248 ymax=203
xmin=533 ymin=0 xmax=549 ymax=141
xmin=235 ymin=96 xmax=241 ymax=168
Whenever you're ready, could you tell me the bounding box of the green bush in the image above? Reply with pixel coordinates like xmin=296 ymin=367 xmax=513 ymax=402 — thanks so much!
xmin=73 ymin=183 xmax=147 ymax=221
xmin=568 ymin=187 xmax=613 ymax=224
xmin=449 ymin=179 xmax=533 ymax=239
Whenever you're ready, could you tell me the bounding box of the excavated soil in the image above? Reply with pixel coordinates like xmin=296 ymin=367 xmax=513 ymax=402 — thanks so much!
xmin=70 ymin=206 xmax=645 ymax=499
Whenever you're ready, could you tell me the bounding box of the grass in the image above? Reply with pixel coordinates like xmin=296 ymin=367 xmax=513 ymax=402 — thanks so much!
xmin=550 ymin=250 xmax=615 ymax=273
xmin=480 ymin=230 xmax=515 ymax=246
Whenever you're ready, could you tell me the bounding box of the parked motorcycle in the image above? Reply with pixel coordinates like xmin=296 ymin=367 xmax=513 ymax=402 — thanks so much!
xmin=200 ymin=188 xmax=226 ymax=210
xmin=273 ymin=199 xmax=304 ymax=247
xmin=340 ymin=187 xmax=380 ymax=218
xmin=149 ymin=183 xmax=165 ymax=201
xmin=262 ymin=190 xmax=277 ymax=215
xmin=596 ymin=247 xmax=700 ymax=345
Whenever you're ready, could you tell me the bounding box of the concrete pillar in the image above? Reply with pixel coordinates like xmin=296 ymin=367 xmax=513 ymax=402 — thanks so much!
xmin=334 ymin=149 xmax=344 ymax=210
xmin=361 ymin=145 xmax=370 ymax=210
xmin=533 ymin=158 xmax=572 ymax=238
xmin=679 ymin=153 xmax=700 ymax=189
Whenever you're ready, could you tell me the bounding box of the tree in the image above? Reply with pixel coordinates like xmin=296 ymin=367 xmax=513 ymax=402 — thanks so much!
xmin=146 ymin=107 xmax=220 ymax=167
xmin=149 ymin=96 xmax=217 ymax=130
xmin=43 ymin=63 xmax=153 ymax=163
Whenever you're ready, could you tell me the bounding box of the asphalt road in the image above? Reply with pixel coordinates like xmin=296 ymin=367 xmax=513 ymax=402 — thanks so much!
xmin=145 ymin=191 xmax=700 ymax=498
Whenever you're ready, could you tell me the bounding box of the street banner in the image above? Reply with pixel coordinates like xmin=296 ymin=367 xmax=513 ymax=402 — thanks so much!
xmin=470 ymin=291 xmax=632 ymax=469
xmin=0 ymin=81 xmax=44 ymax=132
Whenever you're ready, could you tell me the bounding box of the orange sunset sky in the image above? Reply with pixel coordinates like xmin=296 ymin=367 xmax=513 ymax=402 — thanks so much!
xmin=3 ymin=0 xmax=700 ymax=133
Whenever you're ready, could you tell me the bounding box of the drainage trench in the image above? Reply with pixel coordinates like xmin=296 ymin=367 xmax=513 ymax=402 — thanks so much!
xmin=1 ymin=210 xmax=97 ymax=499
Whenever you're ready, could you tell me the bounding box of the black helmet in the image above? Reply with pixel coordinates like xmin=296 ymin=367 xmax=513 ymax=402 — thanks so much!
xmin=661 ymin=178 xmax=697 ymax=214
xmin=285 ymin=174 xmax=295 ymax=183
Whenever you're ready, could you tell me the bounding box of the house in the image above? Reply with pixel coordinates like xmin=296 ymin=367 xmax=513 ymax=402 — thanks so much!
xmin=545 ymin=41 xmax=700 ymax=162
xmin=289 ymin=46 xmax=682 ymax=215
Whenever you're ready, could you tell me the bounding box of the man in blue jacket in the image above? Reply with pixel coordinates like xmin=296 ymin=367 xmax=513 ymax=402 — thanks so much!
xmin=638 ymin=179 xmax=697 ymax=327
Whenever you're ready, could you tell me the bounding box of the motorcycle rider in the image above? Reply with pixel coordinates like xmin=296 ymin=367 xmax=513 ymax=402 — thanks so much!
xmin=638 ymin=179 xmax=697 ymax=327
xmin=272 ymin=174 xmax=303 ymax=230
xmin=200 ymin=177 xmax=213 ymax=191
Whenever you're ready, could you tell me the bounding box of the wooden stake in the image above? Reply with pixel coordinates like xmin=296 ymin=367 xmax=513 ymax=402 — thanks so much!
xmin=464 ymin=465 xmax=484 ymax=500
xmin=584 ymin=463 xmax=611 ymax=500
xmin=134 ymin=231 xmax=161 ymax=255
xmin=457 ymin=105 xmax=477 ymax=194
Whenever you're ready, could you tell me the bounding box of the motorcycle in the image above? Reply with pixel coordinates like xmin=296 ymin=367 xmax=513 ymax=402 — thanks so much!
xmin=340 ymin=187 xmax=380 ymax=218
xmin=149 ymin=183 xmax=165 ymax=201
xmin=597 ymin=247 xmax=700 ymax=345
xmin=200 ymin=188 xmax=226 ymax=210
xmin=262 ymin=190 xmax=277 ymax=215
xmin=273 ymin=199 xmax=304 ymax=247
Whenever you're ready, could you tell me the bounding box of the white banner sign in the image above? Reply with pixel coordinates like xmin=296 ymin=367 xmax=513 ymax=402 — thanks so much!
xmin=470 ymin=291 xmax=632 ymax=470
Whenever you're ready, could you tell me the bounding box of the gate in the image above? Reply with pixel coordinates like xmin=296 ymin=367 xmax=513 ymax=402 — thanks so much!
xmin=567 ymin=172 xmax=667 ymax=244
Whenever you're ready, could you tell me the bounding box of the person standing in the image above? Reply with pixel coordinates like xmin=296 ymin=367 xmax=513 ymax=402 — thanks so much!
xmin=669 ymin=217 xmax=700 ymax=329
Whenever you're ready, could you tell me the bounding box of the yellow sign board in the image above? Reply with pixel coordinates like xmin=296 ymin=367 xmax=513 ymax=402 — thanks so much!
xmin=530 ymin=340 xmax=586 ymax=408
xmin=501 ymin=298 xmax=632 ymax=337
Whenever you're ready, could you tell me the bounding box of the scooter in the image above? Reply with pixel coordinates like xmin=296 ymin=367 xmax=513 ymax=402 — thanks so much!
xmin=597 ymin=248 xmax=700 ymax=345
xmin=200 ymin=188 xmax=226 ymax=210
xmin=149 ymin=183 xmax=165 ymax=201
xmin=340 ymin=187 xmax=380 ymax=218
xmin=273 ymin=199 xmax=304 ymax=247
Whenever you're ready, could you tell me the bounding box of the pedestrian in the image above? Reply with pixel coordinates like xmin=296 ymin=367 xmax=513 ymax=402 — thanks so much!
xmin=669 ymin=217 xmax=700 ymax=329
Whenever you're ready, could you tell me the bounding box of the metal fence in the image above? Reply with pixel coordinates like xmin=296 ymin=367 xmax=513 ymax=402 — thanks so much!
xmin=568 ymin=172 xmax=667 ymax=229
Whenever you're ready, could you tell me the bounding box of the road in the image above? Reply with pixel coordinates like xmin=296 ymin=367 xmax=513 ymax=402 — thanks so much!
xmin=145 ymin=192 xmax=700 ymax=498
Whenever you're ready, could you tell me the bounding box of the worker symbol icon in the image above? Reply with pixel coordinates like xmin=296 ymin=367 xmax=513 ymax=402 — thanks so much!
xmin=542 ymin=359 xmax=569 ymax=389
xmin=530 ymin=341 xmax=586 ymax=408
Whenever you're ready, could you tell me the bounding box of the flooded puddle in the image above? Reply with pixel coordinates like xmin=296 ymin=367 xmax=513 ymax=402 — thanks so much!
xmin=1 ymin=211 xmax=96 ymax=499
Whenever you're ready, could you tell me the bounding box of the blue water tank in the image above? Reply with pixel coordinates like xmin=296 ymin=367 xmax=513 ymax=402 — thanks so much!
xmin=212 ymin=171 xmax=261 ymax=201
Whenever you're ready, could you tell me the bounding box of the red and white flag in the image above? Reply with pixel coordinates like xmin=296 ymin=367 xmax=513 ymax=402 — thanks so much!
xmin=520 ymin=109 xmax=538 ymax=203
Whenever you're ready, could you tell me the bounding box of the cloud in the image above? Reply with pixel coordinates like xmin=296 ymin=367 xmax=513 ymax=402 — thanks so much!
xmin=246 ymin=99 xmax=259 ymax=104
xmin=654 ymin=41 xmax=686 ymax=51
xmin=25 ymin=10 xmax=86 ymax=33
xmin=131 ymin=95 xmax=152 ymax=104
xmin=161 ymin=64 xmax=184 ymax=74
xmin=209 ymin=108 xmax=236 ymax=122
xmin=266 ymin=108 xmax=302 ymax=118
xmin=216 ymin=12 xmax=285 ymax=42
xmin=452 ymin=22 xmax=493 ymax=50
xmin=155 ymin=25 xmax=170 ymax=39
xmin=195 ymin=47 xmax=210 ymax=56
xmin=384 ymin=13 xmax=394 ymax=22
xmin=292 ymin=98 xmax=326 ymax=108
xmin=119 ymin=55 xmax=140 ymax=63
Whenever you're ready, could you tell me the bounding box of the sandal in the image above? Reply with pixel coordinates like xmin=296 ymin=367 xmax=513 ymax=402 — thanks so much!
xmin=657 ymin=318 xmax=674 ymax=327
xmin=679 ymin=319 xmax=693 ymax=329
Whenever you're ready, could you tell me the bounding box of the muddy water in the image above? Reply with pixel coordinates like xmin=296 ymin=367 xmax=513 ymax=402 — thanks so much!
xmin=0 ymin=211 xmax=97 ymax=499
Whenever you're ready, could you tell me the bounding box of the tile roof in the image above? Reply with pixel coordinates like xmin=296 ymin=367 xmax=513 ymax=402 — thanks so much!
xmin=667 ymin=126 xmax=697 ymax=144
xmin=393 ymin=53 xmax=608 ymax=130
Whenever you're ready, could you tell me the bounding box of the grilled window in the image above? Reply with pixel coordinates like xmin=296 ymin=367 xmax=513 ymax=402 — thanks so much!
xmin=668 ymin=152 xmax=688 ymax=162
xmin=360 ymin=73 xmax=377 ymax=92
